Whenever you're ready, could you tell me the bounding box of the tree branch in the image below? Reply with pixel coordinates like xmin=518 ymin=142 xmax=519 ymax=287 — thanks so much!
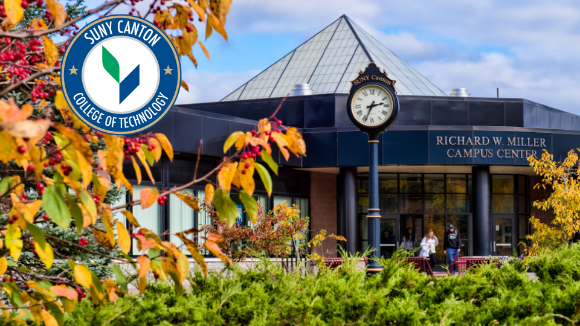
xmin=0 ymin=66 xmax=60 ymax=97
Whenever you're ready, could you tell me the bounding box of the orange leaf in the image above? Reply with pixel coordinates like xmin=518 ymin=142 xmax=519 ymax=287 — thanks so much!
xmin=41 ymin=310 xmax=58 ymax=326
xmin=136 ymin=148 xmax=154 ymax=184
xmin=41 ymin=36 xmax=58 ymax=67
xmin=155 ymin=133 xmax=173 ymax=161
xmin=121 ymin=210 xmax=140 ymax=227
xmin=50 ymin=285 xmax=78 ymax=300
xmin=181 ymin=80 xmax=189 ymax=91
xmin=271 ymin=133 xmax=290 ymax=161
xmin=137 ymin=254 xmax=150 ymax=278
xmin=174 ymin=192 xmax=199 ymax=211
xmin=139 ymin=188 xmax=158 ymax=209
xmin=204 ymin=239 xmax=232 ymax=265
xmin=135 ymin=234 xmax=157 ymax=251
xmin=46 ymin=0 xmax=67 ymax=27
xmin=116 ymin=221 xmax=131 ymax=254
xmin=5 ymin=0 xmax=23 ymax=25
xmin=131 ymin=156 xmax=142 ymax=185
xmin=198 ymin=40 xmax=210 ymax=60
xmin=217 ymin=162 xmax=237 ymax=192
xmin=204 ymin=183 xmax=214 ymax=205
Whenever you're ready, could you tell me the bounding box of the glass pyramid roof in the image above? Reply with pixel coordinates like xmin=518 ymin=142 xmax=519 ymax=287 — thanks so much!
xmin=222 ymin=16 xmax=446 ymax=101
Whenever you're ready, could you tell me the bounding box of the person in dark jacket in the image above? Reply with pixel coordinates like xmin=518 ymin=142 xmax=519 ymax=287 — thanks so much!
xmin=443 ymin=223 xmax=462 ymax=275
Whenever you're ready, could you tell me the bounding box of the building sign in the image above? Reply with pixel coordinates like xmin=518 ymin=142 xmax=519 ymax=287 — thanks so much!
xmin=436 ymin=135 xmax=548 ymax=159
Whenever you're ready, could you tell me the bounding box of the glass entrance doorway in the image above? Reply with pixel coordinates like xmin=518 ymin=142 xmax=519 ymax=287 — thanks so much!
xmin=400 ymin=214 xmax=423 ymax=254
xmin=380 ymin=219 xmax=397 ymax=258
xmin=493 ymin=216 xmax=513 ymax=256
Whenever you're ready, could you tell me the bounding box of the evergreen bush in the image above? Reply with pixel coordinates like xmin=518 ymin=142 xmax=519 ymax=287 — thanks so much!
xmin=54 ymin=245 xmax=580 ymax=326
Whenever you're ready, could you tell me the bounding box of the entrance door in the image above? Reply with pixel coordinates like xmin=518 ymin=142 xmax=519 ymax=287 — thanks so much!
xmin=493 ymin=216 xmax=513 ymax=256
xmin=400 ymin=215 xmax=423 ymax=254
xmin=380 ymin=219 xmax=397 ymax=258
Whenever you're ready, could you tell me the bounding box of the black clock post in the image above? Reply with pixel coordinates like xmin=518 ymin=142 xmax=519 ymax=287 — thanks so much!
xmin=346 ymin=63 xmax=400 ymax=274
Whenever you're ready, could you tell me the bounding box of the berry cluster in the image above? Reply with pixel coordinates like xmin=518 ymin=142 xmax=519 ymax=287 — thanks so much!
xmin=20 ymin=192 xmax=27 ymax=200
xmin=130 ymin=230 xmax=145 ymax=237
xmin=30 ymin=81 xmax=55 ymax=102
xmin=238 ymin=119 xmax=284 ymax=166
xmin=75 ymin=286 xmax=87 ymax=302
xmin=152 ymin=5 xmax=197 ymax=28
xmin=78 ymin=237 xmax=88 ymax=246
xmin=157 ymin=195 xmax=167 ymax=206
xmin=43 ymin=150 xmax=63 ymax=168
xmin=92 ymin=194 xmax=101 ymax=203
xmin=1 ymin=276 xmax=15 ymax=283
xmin=6 ymin=214 xmax=18 ymax=224
xmin=36 ymin=182 xmax=45 ymax=195
xmin=124 ymin=136 xmax=154 ymax=160
xmin=60 ymin=162 xmax=73 ymax=176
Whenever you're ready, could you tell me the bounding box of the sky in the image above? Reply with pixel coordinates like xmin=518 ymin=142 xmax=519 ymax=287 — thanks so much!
xmin=83 ymin=0 xmax=580 ymax=114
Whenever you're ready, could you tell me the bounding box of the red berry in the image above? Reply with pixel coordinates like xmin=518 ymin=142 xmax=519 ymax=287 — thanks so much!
xmin=61 ymin=163 xmax=67 ymax=169
xmin=251 ymin=130 xmax=256 ymax=136
xmin=241 ymin=170 xmax=246 ymax=175
xmin=242 ymin=153 xmax=248 ymax=160
xmin=125 ymin=138 xmax=131 ymax=144
xmin=83 ymin=135 xmax=89 ymax=141
xmin=43 ymin=162 xmax=48 ymax=167
xmin=17 ymin=146 xmax=26 ymax=154
xmin=154 ymin=273 xmax=159 ymax=279
xmin=244 ymin=163 xmax=250 ymax=169
xmin=21 ymin=1 xmax=28 ymax=8
xmin=125 ymin=155 xmax=130 ymax=160
xmin=9 ymin=277 xmax=14 ymax=282
xmin=277 ymin=120 xmax=283 ymax=126
xmin=7 ymin=219 xmax=14 ymax=224
xmin=131 ymin=233 xmax=136 ymax=237
xmin=43 ymin=214 xmax=49 ymax=221
xmin=32 ymin=249 xmax=37 ymax=254
xmin=97 ymin=132 xmax=103 ymax=137
xmin=256 ymin=151 xmax=262 ymax=157
xmin=26 ymin=165 xmax=34 ymax=172
xmin=20 ymin=193 xmax=26 ymax=199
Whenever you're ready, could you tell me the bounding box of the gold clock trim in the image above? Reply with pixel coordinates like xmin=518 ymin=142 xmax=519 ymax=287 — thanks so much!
xmin=350 ymin=84 xmax=394 ymax=128
xmin=349 ymin=62 xmax=397 ymax=94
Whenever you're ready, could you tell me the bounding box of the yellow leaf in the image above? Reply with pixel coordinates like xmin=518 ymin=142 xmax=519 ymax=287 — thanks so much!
xmin=54 ymin=123 xmax=94 ymax=164
xmin=103 ymin=279 xmax=118 ymax=303
xmin=50 ymin=285 xmax=78 ymax=300
xmin=30 ymin=18 xmax=47 ymax=29
xmin=103 ymin=135 xmax=123 ymax=174
xmin=6 ymin=223 xmax=22 ymax=261
xmin=41 ymin=310 xmax=58 ymax=326
xmin=181 ymin=80 xmax=189 ymax=91
xmin=271 ymin=132 xmax=290 ymax=161
xmin=203 ymin=239 xmax=232 ymax=265
xmin=121 ymin=210 xmax=140 ymax=227
xmin=131 ymin=156 xmax=142 ymax=185
xmin=46 ymin=0 xmax=67 ymax=27
xmin=137 ymin=255 xmax=150 ymax=294
xmin=140 ymin=188 xmax=159 ymax=209
xmin=223 ymin=131 xmax=244 ymax=154
xmin=174 ymin=3 xmax=190 ymax=29
xmin=209 ymin=13 xmax=227 ymax=41
xmin=155 ymin=133 xmax=173 ymax=161
xmin=285 ymin=127 xmax=306 ymax=157
xmin=204 ymin=183 xmax=214 ymax=205
xmin=116 ymin=221 xmax=131 ymax=254
xmin=217 ymin=162 xmax=237 ymax=192
xmin=76 ymin=150 xmax=92 ymax=188
xmin=205 ymin=12 xmax=213 ymax=39
xmin=198 ymin=39 xmax=210 ymax=60
xmin=74 ymin=265 xmax=92 ymax=288
xmin=175 ymin=192 xmax=199 ymax=211
xmin=0 ymin=119 xmax=50 ymax=139
xmin=149 ymin=138 xmax=162 ymax=162
xmin=0 ymin=257 xmax=7 ymax=275
xmin=54 ymin=91 xmax=68 ymax=110
xmin=115 ymin=170 xmax=133 ymax=196
xmin=187 ymin=53 xmax=198 ymax=67
xmin=234 ymin=132 xmax=250 ymax=151
xmin=5 ymin=0 xmax=24 ymax=25
xmin=93 ymin=228 xmax=114 ymax=248
xmin=188 ymin=0 xmax=205 ymax=21
xmin=136 ymin=148 xmax=154 ymax=184
xmin=176 ymin=253 xmax=189 ymax=283
xmin=238 ymin=157 xmax=255 ymax=196
xmin=210 ymin=0 xmax=231 ymax=24
xmin=34 ymin=240 xmax=54 ymax=269
xmin=41 ymin=36 xmax=58 ymax=67
xmin=185 ymin=244 xmax=207 ymax=277
xmin=2 ymin=18 xmax=15 ymax=31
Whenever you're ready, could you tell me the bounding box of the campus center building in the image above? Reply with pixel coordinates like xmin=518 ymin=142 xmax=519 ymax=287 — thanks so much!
xmin=130 ymin=15 xmax=575 ymax=260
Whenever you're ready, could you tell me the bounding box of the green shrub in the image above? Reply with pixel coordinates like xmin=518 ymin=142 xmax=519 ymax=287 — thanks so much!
xmin=59 ymin=246 xmax=580 ymax=326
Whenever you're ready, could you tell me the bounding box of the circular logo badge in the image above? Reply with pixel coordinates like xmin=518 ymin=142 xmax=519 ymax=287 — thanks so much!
xmin=61 ymin=15 xmax=180 ymax=134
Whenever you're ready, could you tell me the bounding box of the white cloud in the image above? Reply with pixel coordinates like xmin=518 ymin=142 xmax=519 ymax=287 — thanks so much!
xmin=176 ymin=69 xmax=259 ymax=104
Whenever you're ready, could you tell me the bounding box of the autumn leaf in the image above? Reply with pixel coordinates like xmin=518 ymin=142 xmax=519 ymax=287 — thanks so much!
xmin=223 ymin=131 xmax=244 ymax=153
xmin=217 ymin=161 xmax=238 ymax=192
xmin=285 ymin=127 xmax=307 ymax=157
xmin=131 ymin=156 xmax=142 ymax=185
xmin=137 ymin=255 xmax=150 ymax=294
xmin=76 ymin=150 xmax=92 ymax=188
xmin=140 ymin=187 xmax=159 ymax=209
xmin=46 ymin=0 xmax=67 ymax=27
xmin=121 ymin=210 xmax=140 ymax=227
xmin=136 ymin=148 xmax=155 ymax=184
xmin=198 ymin=40 xmax=210 ymax=60
xmin=148 ymin=138 xmax=162 ymax=162
xmin=271 ymin=132 xmax=290 ymax=161
xmin=5 ymin=0 xmax=24 ymax=25
xmin=116 ymin=221 xmax=131 ymax=254
xmin=175 ymin=192 xmax=200 ymax=211
xmin=238 ymin=158 xmax=255 ymax=196
xmin=210 ymin=0 xmax=231 ymax=24
xmin=135 ymin=235 xmax=157 ymax=251
xmin=180 ymin=80 xmax=189 ymax=91
xmin=41 ymin=310 xmax=58 ymax=326
xmin=0 ymin=119 xmax=50 ymax=139
xmin=185 ymin=244 xmax=207 ymax=277
xmin=50 ymin=286 xmax=78 ymax=300
xmin=42 ymin=36 xmax=58 ymax=67
xmin=187 ymin=0 xmax=205 ymax=21
xmin=155 ymin=133 xmax=173 ymax=161
xmin=209 ymin=13 xmax=227 ymax=41
xmin=2 ymin=18 xmax=15 ymax=31
xmin=204 ymin=237 xmax=232 ymax=265
xmin=205 ymin=183 xmax=214 ymax=205
xmin=30 ymin=18 xmax=47 ymax=29
xmin=93 ymin=228 xmax=114 ymax=248
xmin=74 ymin=265 xmax=93 ymax=288
xmin=0 ymin=257 xmax=6 ymax=275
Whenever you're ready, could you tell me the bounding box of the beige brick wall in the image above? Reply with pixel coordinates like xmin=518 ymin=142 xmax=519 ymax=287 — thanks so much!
xmin=310 ymin=172 xmax=338 ymax=257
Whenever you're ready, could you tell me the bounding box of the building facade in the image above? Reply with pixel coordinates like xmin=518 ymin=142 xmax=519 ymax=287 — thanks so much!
xmin=121 ymin=15 xmax=578 ymax=259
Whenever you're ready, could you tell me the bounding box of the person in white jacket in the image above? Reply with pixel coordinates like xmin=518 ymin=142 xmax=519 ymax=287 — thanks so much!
xmin=420 ymin=229 xmax=439 ymax=273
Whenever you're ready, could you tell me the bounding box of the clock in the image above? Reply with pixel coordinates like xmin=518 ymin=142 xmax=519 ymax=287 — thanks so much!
xmin=346 ymin=63 xmax=399 ymax=133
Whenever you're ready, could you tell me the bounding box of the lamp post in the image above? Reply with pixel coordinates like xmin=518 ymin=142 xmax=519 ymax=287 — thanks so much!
xmin=366 ymin=132 xmax=383 ymax=272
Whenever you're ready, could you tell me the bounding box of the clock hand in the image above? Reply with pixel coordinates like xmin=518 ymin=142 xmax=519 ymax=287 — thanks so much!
xmin=364 ymin=101 xmax=375 ymax=122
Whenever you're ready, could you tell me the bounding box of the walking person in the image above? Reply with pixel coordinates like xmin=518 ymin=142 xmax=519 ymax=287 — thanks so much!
xmin=401 ymin=227 xmax=415 ymax=253
xmin=443 ymin=223 xmax=461 ymax=275
xmin=420 ymin=229 xmax=438 ymax=275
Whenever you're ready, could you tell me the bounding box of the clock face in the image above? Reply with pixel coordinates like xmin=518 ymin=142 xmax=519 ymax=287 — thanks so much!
xmin=350 ymin=85 xmax=393 ymax=127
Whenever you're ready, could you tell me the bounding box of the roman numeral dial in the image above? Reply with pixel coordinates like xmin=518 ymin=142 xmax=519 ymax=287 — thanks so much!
xmin=350 ymin=85 xmax=393 ymax=127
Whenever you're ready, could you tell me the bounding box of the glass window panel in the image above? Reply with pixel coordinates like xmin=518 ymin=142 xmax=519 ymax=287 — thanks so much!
xmin=274 ymin=196 xmax=292 ymax=208
xmin=379 ymin=174 xmax=397 ymax=193
xmin=380 ymin=219 xmax=396 ymax=259
xmin=447 ymin=214 xmax=468 ymax=239
xmin=132 ymin=185 xmax=161 ymax=255
xmin=399 ymin=174 xmax=422 ymax=193
xmin=425 ymin=194 xmax=444 ymax=213
xmin=492 ymin=194 xmax=515 ymax=213
xmin=446 ymin=174 xmax=467 ymax=193
xmin=446 ymin=194 xmax=467 ymax=213
xmin=460 ymin=241 xmax=468 ymax=257
xmin=519 ymin=195 xmax=529 ymax=214
xmin=169 ymin=189 xmax=195 ymax=248
xmin=295 ymin=197 xmax=308 ymax=219
xmin=399 ymin=194 xmax=422 ymax=213
xmin=492 ymin=175 xmax=514 ymax=193
xmin=424 ymin=214 xmax=446 ymax=263
xmin=424 ymin=174 xmax=444 ymax=193
xmin=468 ymin=174 xmax=472 ymax=193
xmin=360 ymin=213 xmax=368 ymax=252
xmin=518 ymin=175 xmax=528 ymax=194
xmin=379 ymin=194 xmax=398 ymax=213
